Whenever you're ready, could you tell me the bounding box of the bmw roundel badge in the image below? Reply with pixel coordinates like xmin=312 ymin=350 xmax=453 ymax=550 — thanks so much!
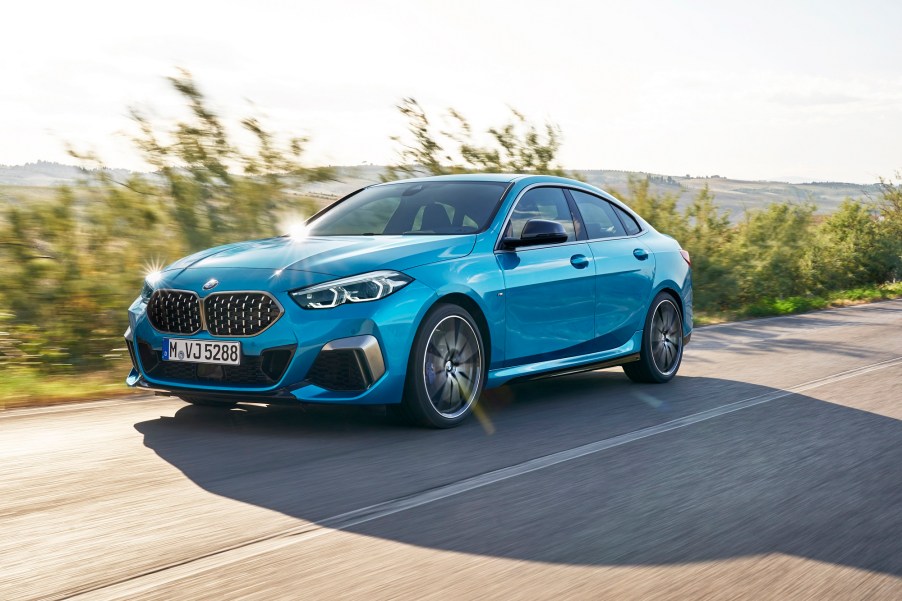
xmin=203 ymin=278 xmax=219 ymax=290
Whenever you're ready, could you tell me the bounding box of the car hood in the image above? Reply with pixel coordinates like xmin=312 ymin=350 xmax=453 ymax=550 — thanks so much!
xmin=164 ymin=235 xmax=477 ymax=277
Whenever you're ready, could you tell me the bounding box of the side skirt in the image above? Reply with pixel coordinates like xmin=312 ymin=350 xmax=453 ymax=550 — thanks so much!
xmin=504 ymin=353 xmax=640 ymax=386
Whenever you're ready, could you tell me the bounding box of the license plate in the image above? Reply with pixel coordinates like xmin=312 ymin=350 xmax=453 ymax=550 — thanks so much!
xmin=162 ymin=338 xmax=241 ymax=365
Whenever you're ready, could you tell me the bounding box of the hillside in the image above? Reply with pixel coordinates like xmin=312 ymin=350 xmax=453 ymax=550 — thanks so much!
xmin=0 ymin=162 xmax=880 ymax=220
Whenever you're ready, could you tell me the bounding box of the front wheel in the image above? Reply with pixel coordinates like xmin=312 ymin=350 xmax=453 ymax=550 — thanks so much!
xmin=623 ymin=292 xmax=684 ymax=384
xmin=399 ymin=304 xmax=486 ymax=428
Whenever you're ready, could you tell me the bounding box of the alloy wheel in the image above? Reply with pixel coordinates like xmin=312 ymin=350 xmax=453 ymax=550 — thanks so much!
xmin=650 ymin=299 xmax=682 ymax=376
xmin=422 ymin=315 xmax=482 ymax=419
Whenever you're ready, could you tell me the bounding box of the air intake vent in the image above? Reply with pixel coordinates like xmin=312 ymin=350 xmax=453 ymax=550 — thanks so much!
xmin=306 ymin=349 xmax=371 ymax=391
xmin=142 ymin=343 xmax=293 ymax=387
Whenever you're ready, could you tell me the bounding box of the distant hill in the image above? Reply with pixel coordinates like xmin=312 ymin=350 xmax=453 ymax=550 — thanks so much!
xmin=0 ymin=162 xmax=881 ymax=220
xmin=576 ymin=170 xmax=881 ymax=218
xmin=0 ymin=161 xmax=134 ymax=187
xmin=309 ymin=167 xmax=881 ymax=219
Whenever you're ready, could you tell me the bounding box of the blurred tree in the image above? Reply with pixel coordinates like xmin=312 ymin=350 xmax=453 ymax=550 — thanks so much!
xmin=384 ymin=98 xmax=568 ymax=180
xmin=807 ymin=199 xmax=900 ymax=291
xmin=130 ymin=69 xmax=333 ymax=249
xmin=727 ymin=202 xmax=816 ymax=304
xmin=0 ymin=70 xmax=333 ymax=373
xmin=680 ymin=185 xmax=735 ymax=311
xmin=878 ymin=173 xmax=902 ymax=280
xmin=616 ymin=175 xmax=686 ymax=239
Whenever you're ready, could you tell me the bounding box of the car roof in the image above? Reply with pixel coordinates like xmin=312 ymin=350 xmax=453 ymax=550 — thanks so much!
xmin=372 ymin=173 xmax=612 ymax=186
xmin=374 ymin=173 xmax=523 ymax=184
xmin=370 ymin=172 xmax=624 ymax=204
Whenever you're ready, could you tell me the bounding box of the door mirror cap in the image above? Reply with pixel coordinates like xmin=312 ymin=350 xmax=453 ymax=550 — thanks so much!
xmin=503 ymin=219 xmax=569 ymax=249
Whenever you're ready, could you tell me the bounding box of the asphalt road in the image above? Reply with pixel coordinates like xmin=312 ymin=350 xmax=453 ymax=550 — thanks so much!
xmin=2 ymin=301 xmax=901 ymax=600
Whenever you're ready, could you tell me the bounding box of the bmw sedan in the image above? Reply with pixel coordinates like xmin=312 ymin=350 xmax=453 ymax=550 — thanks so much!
xmin=125 ymin=174 xmax=692 ymax=427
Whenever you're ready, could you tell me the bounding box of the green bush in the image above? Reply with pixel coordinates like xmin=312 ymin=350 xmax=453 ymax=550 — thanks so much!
xmin=1 ymin=79 xmax=901 ymax=387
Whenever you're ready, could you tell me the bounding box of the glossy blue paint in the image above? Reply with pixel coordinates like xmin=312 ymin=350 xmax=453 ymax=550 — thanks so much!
xmin=125 ymin=174 xmax=692 ymax=405
xmin=166 ymin=234 xmax=477 ymax=275
xmin=585 ymin=236 xmax=655 ymax=348
xmin=496 ymin=241 xmax=596 ymax=367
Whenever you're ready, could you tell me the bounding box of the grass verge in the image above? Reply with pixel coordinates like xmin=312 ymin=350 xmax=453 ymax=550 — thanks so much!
xmin=2 ymin=282 xmax=901 ymax=410
xmin=0 ymin=365 xmax=141 ymax=411
xmin=693 ymin=281 xmax=902 ymax=325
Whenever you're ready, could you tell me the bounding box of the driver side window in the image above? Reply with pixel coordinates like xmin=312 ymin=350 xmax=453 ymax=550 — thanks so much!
xmin=507 ymin=187 xmax=576 ymax=241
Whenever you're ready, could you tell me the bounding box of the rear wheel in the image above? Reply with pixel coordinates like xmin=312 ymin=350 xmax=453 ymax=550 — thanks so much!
xmin=623 ymin=292 xmax=684 ymax=384
xmin=398 ymin=304 xmax=486 ymax=428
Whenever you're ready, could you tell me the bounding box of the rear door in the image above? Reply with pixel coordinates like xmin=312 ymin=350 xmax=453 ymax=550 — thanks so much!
xmin=496 ymin=186 xmax=596 ymax=366
xmin=568 ymin=189 xmax=655 ymax=350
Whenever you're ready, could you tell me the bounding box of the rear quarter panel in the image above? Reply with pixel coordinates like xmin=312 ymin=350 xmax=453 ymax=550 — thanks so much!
xmin=642 ymin=232 xmax=693 ymax=336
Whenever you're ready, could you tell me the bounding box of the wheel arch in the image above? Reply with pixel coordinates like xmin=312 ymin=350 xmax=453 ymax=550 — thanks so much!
xmin=658 ymin=286 xmax=684 ymax=318
xmin=651 ymin=284 xmax=691 ymax=342
xmin=424 ymin=292 xmax=492 ymax=368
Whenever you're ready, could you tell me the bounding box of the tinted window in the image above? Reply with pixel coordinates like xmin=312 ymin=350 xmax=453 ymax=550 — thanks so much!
xmin=507 ymin=187 xmax=577 ymax=242
xmin=570 ymin=190 xmax=627 ymax=239
xmin=613 ymin=204 xmax=642 ymax=235
xmin=307 ymin=181 xmax=507 ymax=235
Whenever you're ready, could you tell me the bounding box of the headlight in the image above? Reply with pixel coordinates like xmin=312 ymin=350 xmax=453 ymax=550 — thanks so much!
xmin=140 ymin=281 xmax=154 ymax=302
xmin=140 ymin=271 xmax=162 ymax=302
xmin=290 ymin=270 xmax=413 ymax=309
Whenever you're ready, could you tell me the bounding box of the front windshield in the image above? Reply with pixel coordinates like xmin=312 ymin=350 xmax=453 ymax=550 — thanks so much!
xmin=306 ymin=181 xmax=508 ymax=235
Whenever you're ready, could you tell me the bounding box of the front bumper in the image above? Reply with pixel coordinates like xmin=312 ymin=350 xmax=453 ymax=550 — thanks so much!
xmin=126 ymin=276 xmax=436 ymax=405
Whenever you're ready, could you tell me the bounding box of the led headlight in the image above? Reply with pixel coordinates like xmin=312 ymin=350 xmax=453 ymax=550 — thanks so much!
xmin=290 ymin=270 xmax=413 ymax=309
xmin=140 ymin=271 xmax=162 ymax=302
xmin=140 ymin=280 xmax=154 ymax=302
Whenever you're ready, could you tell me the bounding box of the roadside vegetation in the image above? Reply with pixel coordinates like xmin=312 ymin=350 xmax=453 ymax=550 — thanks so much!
xmin=1 ymin=72 xmax=901 ymax=407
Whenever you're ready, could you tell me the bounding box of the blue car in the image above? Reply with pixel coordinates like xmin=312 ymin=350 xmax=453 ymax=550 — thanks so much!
xmin=126 ymin=174 xmax=692 ymax=427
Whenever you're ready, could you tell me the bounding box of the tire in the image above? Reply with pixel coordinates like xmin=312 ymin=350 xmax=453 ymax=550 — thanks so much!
xmin=623 ymin=292 xmax=684 ymax=384
xmin=179 ymin=396 xmax=237 ymax=408
xmin=398 ymin=304 xmax=487 ymax=428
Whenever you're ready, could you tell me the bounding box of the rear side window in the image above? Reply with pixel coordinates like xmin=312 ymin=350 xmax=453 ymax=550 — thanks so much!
xmin=612 ymin=204 xmax=642 ymax=235
xmin=569 ymin=190 xmax=626 ymax=239
xmin=507 ymin=187 xmax=577 ymax=242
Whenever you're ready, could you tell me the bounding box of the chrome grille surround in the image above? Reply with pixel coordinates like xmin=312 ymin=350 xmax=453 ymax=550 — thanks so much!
xmin=147 ymin=290 xmax=202 ymax=335
xmin=203 ymin=291 xmax=283 ymax=337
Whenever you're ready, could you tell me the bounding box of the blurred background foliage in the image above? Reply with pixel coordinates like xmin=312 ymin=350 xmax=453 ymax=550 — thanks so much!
xmin=383 ymin=97 xmax=569 ymax=180
xmin=1 ymin=73 xmax=901 ymax=397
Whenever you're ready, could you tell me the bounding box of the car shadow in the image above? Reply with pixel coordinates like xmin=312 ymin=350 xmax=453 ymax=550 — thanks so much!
xmin=134 ymin=373 xmax=902 ymax=576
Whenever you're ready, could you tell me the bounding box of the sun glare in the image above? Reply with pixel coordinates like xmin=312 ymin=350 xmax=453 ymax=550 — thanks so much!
xmin=142 ymin=259 xmax=166 ymax=284
xmin=285 ymin=220 xmax=308 ymax=242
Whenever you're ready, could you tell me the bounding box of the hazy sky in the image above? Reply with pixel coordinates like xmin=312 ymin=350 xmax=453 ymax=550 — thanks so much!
xmin=2 ymin=0 xmax=901 ymax=183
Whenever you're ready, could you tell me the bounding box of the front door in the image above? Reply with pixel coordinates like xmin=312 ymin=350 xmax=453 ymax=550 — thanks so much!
xmin=497 ymin=187 xmax=596 ymax=366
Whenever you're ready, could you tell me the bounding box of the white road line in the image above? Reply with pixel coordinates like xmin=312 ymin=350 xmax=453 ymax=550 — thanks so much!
xmin=61 ymin=355 xmax=902 ymax=601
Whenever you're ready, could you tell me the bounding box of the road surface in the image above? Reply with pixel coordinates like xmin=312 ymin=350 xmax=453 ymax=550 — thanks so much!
xmin=2 ymin=301 xmax=901 ymax=600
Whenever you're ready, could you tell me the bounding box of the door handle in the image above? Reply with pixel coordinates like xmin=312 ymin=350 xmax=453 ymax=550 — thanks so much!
xmin=633 ymin=248 xmax=649 ymax=261
xmin=570 ymin=254 xmax=590 ymax=269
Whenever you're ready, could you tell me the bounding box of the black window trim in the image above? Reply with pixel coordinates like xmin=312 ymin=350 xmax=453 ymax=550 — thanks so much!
xmin=494 ymin=184 xmax=587 ymax=253
xmin=610 ymin=202 xmax=643 ymax=237
xmin=569 ymin=188 xmax=645 ymax=242
xmin=495 ymin=183 xmax=645 ymax=251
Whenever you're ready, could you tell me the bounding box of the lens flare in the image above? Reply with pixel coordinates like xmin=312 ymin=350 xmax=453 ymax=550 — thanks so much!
xmin=142 ymin=259 xmax=166 ymax=285
xmin=286 ymin=221 xmax=308 ymax=241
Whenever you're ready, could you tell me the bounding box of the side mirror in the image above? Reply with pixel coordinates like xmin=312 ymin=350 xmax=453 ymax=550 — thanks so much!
xmin=502 ymin=219 xmax=569 ymax=249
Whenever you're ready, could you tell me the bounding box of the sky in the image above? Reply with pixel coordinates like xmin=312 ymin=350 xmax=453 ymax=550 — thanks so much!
xmin=1 ymin=0 xmax=901 ymax=183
